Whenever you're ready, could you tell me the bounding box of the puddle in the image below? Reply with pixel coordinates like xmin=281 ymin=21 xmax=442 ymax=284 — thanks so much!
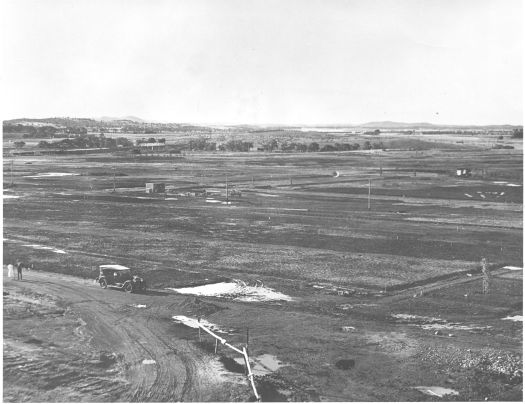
xmin=502 ymin=315 xmax=523 ymax=322
xmin=335 ymin=359 xmax=355 ymax=370
xmin=168 ymin=281 xmax=292 ymax=302
xmin=24 ymin=172 xmax=79 ymax=178
xmin=206 ymin=199 xmax=221 ymax=203
xmin=3 ymin=195 xmax=20 ymax=199
xmin=133 ymin=304 xmax=147 ymax=308
xmin=221 ymin=356 xmax=246 ymax=374
xmin=142 ymin=359 xmax=156 ymax=365
xmin=251 ymin=354 xmax=288 ymax=376
xmin=171 ymin=315 xmax=228 ymax=333
xmin=392 ymin=314 xmax=491 ymax=331
xmin=230 ymin=354 xmax=288 ymax=376
xmin=22 ymin=244 xmax=67 ymax=254
xmin=413 ymin=386 xmax=459 ymax=398
xmin=464 ymin=193 xmax=473 ymax=198
xmin=506 ymin=183 xmax=521 ymax=187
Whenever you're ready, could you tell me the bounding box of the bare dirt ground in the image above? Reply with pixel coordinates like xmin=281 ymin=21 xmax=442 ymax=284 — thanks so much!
xmin=3 ymin=142 xmax=523 ymax=401
xmin=3 ymin=268 xmax=251 ymax=402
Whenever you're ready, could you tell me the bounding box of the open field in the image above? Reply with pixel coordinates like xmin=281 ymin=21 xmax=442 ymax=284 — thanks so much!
xmin=3 ymin=139 xmax=523 ymax=401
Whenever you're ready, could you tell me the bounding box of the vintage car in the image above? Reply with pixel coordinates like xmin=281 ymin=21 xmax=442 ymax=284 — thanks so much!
xmin=96 ymin=264 xmax=146 ymax=293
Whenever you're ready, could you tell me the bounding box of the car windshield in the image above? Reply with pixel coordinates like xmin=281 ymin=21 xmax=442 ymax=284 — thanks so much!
xmin=103 ymin=268 xmax=131 ymax=276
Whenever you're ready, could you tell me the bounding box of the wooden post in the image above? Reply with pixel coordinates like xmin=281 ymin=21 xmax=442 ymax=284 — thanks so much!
xmin=246 ymin=328 xmax=249 ymax=352
xmin=198 ymin=317 xmax=201 ymax=342
xmin=215 ymin=338 xmax=218 ymax=354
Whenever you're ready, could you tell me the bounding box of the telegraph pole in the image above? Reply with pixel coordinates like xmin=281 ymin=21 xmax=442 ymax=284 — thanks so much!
xmin=226 ymin=175 xmax=229 ymax=205
xmin=112 ymin=166 xmax=116 ymax=192
xmin=368 ymin=179 xmax=371 ymax=210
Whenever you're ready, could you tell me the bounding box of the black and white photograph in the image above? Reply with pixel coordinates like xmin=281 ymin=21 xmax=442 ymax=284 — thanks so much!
xmin=2 ymin=0 xmax=523 ymax=401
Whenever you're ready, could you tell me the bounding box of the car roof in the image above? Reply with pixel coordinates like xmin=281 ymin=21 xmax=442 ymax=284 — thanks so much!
xmin=99 ymin=264 xmax=130 ymax=270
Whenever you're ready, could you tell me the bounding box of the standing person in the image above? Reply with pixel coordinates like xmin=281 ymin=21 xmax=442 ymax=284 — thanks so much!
xmin=7 ymin=264 xmax=14 ymax=279
xmin=16 ymin=262 xmax=23 ymax=280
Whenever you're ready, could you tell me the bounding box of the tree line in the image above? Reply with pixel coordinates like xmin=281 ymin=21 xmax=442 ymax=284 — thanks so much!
xmin=184 ymin=137 xmax=385 ymax=152
xmin=38 ymin=134 xmax=133 ymax=149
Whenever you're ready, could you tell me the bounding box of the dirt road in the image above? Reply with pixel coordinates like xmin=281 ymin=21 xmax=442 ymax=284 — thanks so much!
xmin=3 ymin=268 xmax=251 ymax=402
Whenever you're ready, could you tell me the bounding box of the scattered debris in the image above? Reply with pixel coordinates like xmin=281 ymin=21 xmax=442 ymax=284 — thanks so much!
xmin=413 ymin=386 xmax=459 ymax=398
xmin=341 ymin=326 xmax=356 ymax=332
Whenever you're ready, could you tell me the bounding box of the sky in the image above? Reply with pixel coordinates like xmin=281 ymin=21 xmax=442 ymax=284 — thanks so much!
xmin=1 ymin=0 xmax=523 ymax=125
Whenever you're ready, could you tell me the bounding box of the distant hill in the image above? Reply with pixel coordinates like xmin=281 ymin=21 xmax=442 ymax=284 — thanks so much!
xmin=358 ymin=121 xmax=436 ymax=129
xmin=99 ymin=116 xmax=145 ymax=123
xmin=356 ymin=121 xmax=519 ymax=130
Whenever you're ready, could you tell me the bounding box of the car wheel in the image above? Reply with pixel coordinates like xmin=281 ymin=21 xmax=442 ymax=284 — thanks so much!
xmin=124 ymin=282 xmax=133 ymax=293
xmin=100 ymin=279 xmax=107 ymax=289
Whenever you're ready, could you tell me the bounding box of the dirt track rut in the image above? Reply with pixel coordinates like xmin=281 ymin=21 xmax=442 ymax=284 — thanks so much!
xmin=7 ymin=270 xmax=244 ymax=402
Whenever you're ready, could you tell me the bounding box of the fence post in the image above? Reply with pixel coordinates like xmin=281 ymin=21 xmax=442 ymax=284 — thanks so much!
xmin=198 ymin=317 xmax=201 ymax=342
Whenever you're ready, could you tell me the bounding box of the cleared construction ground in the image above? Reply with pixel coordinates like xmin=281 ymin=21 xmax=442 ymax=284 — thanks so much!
xmin=3 ymin=140 xmax=523 ymax=401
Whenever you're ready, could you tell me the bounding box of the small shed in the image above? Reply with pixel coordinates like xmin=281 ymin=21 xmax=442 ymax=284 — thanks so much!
xmin=146 ymin=182 xmax=165 ymax=193
xmin=456 ymin=168 xmax=472 ymax=177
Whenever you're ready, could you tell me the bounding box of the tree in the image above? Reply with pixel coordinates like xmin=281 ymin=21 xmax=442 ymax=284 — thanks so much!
xmin=14 ymin=141 xmax=26 ymax=148
xmin=363 ymin=141 xmax=372 ymax=150
xmin=512 ymin=128 xmax=523 ymax=139
xmin=307 ymin=142 xmax=319 ymax=152
xmin=38 ymin=140 xmax=51 ymax=148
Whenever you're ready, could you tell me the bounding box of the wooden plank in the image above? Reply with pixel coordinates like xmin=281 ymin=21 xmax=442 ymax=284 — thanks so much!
xmin=243 ymin=346 xmax=260 ymax=401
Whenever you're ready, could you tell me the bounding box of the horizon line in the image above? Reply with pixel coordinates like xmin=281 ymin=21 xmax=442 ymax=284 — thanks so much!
xmin=4 ymin=116 xmax=523 ymax=128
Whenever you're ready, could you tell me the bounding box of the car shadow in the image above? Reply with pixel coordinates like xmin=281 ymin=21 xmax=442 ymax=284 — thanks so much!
xmin=138 ymin=289 xmax=171 ymax=297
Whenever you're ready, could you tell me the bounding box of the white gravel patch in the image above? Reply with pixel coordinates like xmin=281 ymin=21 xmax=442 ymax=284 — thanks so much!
xmin=22 ymin=244 xmax=67 ymax=254
xmin=168 ymin=281 xmax=292 ymax=302
xmin=502 ymin=315 xmax=523 ymax=322
xmin=171 ymin=315 xmax=227 ymax=333
xmin=413 ymin=386 xmax=458 ymax=398
xmin=24 ymin=172 xmax=79 ymax=178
